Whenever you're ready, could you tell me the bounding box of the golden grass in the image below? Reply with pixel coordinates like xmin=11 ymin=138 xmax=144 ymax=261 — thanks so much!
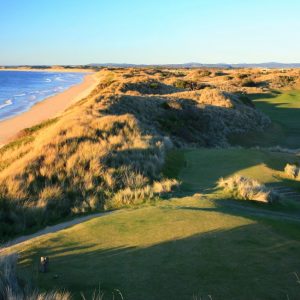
xmin=218 ymin=175 xmax=280 ymax=203
xmin=0 ymin=67 xmax=298 ymax=238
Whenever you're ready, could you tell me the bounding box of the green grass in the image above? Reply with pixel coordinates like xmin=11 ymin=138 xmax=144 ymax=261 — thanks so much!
xmin=21 ymin=117 xmax=59 ymax=135
xmin=230 ymin=90 xmax=300 ymax=148
xmin=9 ymin=89 xmax=300 ymax=299
xmin=12 ymin=147 xmax=300 ymax=299
xmin=174 ymin=148 xmax=300 ymax=193
xmin=0 ymin=135 xmax=33 ymax=155
xmin=14 ymin=196 xmax=300 ymax=300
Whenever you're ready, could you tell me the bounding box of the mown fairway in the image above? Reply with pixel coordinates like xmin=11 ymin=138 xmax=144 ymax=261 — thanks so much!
xmin=165 ymin=148 xmax=300 ymax=193
xmin=14 ymin=196 xmax=300 ymax=300
xmin=230 ymin=90 xmax=300 ymax=148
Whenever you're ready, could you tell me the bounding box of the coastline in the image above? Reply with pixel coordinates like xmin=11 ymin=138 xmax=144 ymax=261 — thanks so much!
xmin=0 ymin=72 xmax=98 ymax=146
xmin=0 ymin=67 xmax=94 ymax=73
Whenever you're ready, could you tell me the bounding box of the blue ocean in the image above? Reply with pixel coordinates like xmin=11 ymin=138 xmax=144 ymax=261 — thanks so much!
xmin=0 ymin=71 xmax=86 ymax=121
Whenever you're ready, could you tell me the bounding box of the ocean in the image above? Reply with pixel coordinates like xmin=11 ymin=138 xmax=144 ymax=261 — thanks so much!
xmin=0 ymin=71 xmax=86 ymax=121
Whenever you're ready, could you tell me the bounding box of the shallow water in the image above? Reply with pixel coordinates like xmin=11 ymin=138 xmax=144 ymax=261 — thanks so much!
xmin=0 ymin=71 xmax=86 ymax=121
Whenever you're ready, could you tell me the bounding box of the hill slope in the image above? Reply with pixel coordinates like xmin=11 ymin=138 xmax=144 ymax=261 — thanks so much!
xmin=0 ymin=68 xmax=275 ymax=239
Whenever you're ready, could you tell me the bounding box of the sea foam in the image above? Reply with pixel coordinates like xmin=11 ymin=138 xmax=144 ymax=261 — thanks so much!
xmin=0 ymin=100 xmax=13 ymax=110
xmin=0 ymin=71 xmax=86 ymax=121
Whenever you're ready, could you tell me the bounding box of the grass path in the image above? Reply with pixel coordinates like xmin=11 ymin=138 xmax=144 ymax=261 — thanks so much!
xmin=0 ymin=211 xmax=114 ymax=253
xmin=2 ymin=194 xmax=300 ymax=255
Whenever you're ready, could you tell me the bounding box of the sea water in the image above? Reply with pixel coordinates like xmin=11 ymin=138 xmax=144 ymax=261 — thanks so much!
xmin=0 ymin=71 xmax=86 ymax=121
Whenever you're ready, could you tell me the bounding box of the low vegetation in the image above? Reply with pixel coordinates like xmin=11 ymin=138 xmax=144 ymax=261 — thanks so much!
xmin=1 ymin=67 xmax=300 ymax=299
xmin=5 ymin=196 xmax=300 ymax=300
xmin=0 ymin=68 xmax=277 ymax=240
xmin=0 ymin=253 xmax=71 ymax=300
xmin=218 ymin=175 xmax=280 ymax=203
xmin=284 ymin=163 xmax=300 ymax=179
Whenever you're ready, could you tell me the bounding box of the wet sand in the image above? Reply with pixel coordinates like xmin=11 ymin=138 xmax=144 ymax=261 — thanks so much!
xmin=0 ymin=72 xmax=98 ymax=146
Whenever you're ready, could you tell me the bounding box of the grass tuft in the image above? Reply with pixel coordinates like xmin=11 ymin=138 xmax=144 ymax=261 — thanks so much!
xmin=218 ymin=175 xmax=280 ymax=203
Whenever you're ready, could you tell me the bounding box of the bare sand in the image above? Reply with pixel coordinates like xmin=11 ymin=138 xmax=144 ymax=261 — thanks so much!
xmin=0 ymin=72 xmax=99 ymax=146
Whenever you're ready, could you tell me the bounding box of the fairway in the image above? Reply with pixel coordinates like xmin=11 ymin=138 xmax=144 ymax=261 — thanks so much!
xmin=13 ymin=197 xmax=300 ymax=300
xmin=10 ymin=146 xmax=300 ymax=300
xmin=165 ymin=148 xmax=300 ymax=193
xmin=230 ymin=90 xmax=300 ymax=148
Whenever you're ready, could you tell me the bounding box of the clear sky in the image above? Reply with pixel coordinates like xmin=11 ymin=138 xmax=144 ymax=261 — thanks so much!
xmin=1 ymin=0 xmax=300 ymax=65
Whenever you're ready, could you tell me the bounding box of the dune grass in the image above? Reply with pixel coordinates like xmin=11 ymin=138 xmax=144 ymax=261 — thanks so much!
xmin=2 ymin=68 xmax=300 ymax=299
xmin=0 ymin=68 xmax=273 ymax=240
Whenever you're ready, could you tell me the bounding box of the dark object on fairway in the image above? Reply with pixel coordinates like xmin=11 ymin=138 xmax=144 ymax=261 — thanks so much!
xmin=39 ymin=256 xmax=49 ymax=273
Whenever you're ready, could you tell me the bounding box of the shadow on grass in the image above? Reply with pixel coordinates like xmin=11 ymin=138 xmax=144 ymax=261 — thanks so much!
xmin=231 ymin=91 xmax=300 ymax=149
xmin=19 ymin=221 xmax=300 ymax=300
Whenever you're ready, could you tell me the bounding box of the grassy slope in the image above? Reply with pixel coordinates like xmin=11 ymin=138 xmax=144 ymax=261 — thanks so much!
xmin=5 ymin=76 xmax=300 ymax=299
xmin=178 ymin=148 xmax=300 ymax=192
xmin=230 ymin=90 xmax=300 ymax=148
xmin=13 ymin=197 xmax=300 ymax=300
xmin=13 ymin=146 xmax=300 ymax=299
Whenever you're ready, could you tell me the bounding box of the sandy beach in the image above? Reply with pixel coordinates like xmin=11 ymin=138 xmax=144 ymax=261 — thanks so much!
xmin=0 ymin=71 xmax=98 ymax=146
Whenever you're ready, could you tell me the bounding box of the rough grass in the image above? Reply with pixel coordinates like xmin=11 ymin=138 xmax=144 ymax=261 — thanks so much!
xmin=0 ymin=68 xmax=273 ymax=239
xmin=284 ymin=163 xmax=300 ymax=179
xmin=217 ymin=175 xmax=280 ymax=203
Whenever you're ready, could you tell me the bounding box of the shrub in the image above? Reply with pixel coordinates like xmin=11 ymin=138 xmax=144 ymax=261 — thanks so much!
xmin=149 ymin=82 xmax=158 ymax=89
xmin=214 ymin=71 xmax=226 ymax=76
xmin=173 ymin=79 xmax=189 ymax=89
xmin=198 ymin=70 xmax=211 ymax=77
xmin=218 ymin=175 xmax=280 ymax=203
xmin=241 ymin=79 xmax=257 ymax=87
xmin=237 ymin=73 xmax=248 ymax=79
xmin=173 ymin=79 xmax=204 ymax=90
xmin=106 ymin=179 xmax=179 ymax=209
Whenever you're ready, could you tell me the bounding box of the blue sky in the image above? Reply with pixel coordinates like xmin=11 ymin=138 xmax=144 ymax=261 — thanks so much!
xmin=1 ymin=0 xmax=300 ymax=65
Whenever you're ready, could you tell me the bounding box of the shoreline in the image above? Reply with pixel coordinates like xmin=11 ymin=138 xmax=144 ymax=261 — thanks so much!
xmin=0 ymin=67 xmax=94 ymax=73
xmin=0 ymin=72 xmax=98 ymax=146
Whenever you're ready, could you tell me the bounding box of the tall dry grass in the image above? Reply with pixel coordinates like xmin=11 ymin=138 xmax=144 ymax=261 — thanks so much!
xmin=218 ymin=175 xmax=280 ymax=203
xmin=284 ymin=163 xmax=300 ymax=179
xmin=0 ymin=68 xmax=273 ymax=238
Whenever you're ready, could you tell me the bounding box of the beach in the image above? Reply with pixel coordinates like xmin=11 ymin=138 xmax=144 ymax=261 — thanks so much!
xmin=0 ymin=71 xmax=98 ymax=146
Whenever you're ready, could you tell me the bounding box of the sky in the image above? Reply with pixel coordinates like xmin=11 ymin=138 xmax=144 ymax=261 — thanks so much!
xmin=1 ymin=0 xmax=300 ymax=65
